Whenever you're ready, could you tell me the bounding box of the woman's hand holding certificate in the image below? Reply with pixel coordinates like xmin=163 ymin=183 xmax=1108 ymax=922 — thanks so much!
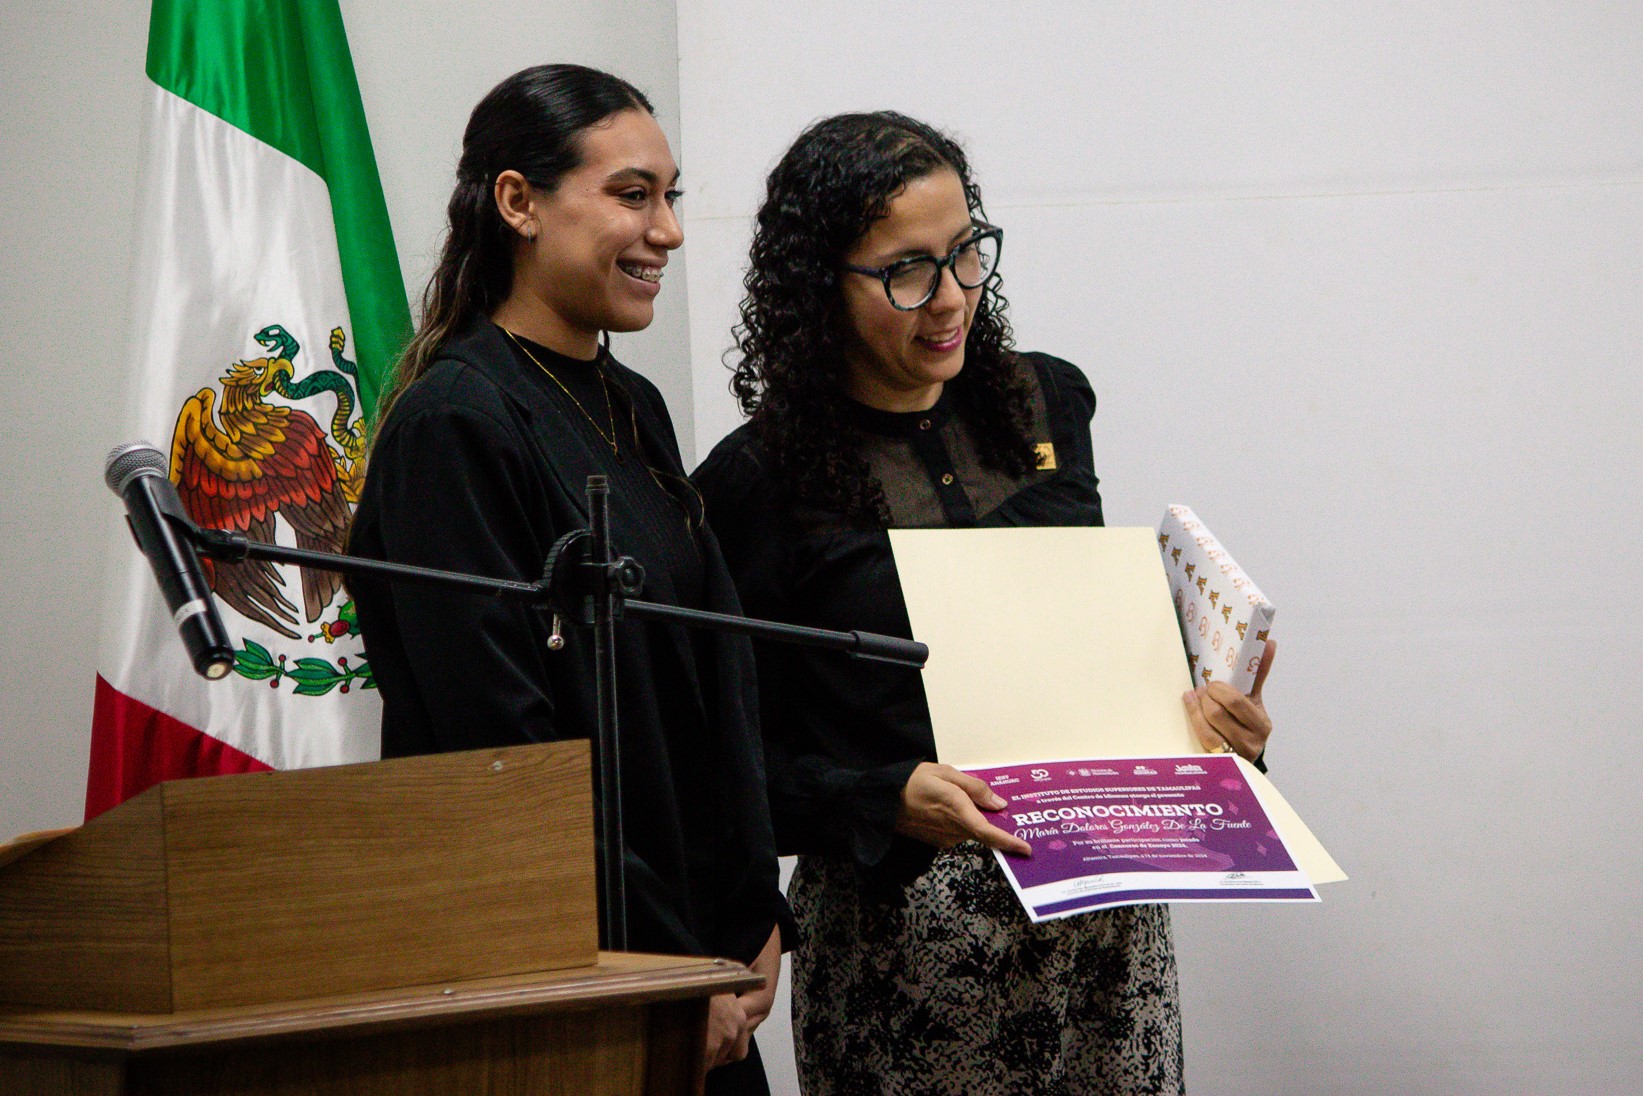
xmin=896 ymin=762 xmax=1033 ymax=856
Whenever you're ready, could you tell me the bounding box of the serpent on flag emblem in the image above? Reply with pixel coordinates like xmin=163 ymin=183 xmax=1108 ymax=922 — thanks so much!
xmin=168 ymin=324 xmax=371 ymax=691
xmin=88 ymin=0 xmax=409 ymax=817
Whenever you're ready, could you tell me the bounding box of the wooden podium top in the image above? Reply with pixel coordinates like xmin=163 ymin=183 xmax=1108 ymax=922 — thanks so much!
xmin=0 ymin=742 xmax=599 ymax=1014
xmin=0 ymin=953 xmax=761 ymax=1055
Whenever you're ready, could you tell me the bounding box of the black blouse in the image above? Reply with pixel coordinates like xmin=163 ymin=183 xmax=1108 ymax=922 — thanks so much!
xmin=351 ymin=318 xmax=791 ymax=965
xmin=694 ymin=352 xmax=1104 ymax=889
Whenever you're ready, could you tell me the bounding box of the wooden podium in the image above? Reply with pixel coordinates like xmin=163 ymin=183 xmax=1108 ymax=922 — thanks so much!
xmin=0 ymin=742 xmax=758 ymax=1094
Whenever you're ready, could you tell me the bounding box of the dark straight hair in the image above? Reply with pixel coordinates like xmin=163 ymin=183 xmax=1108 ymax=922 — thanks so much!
xmin=374 ymin=64 xmax=654 ymax=429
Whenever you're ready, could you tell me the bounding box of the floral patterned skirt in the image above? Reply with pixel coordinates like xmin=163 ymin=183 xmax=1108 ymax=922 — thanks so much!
xmin=789 ymin=843 xmax=1183 ymax=1096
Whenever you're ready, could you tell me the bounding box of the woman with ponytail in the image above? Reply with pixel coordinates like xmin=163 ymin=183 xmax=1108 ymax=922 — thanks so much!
xmin=350 ymin=65 xmax=790 ymax=1093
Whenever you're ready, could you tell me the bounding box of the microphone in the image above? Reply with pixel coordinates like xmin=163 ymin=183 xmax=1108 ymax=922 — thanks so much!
xmin=104 ymin=442 xmax=235 ymax=680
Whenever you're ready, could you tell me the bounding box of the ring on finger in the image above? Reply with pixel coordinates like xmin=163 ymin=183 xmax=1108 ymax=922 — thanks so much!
xmin=1213 ymin=737 xmax=1236 ymax=756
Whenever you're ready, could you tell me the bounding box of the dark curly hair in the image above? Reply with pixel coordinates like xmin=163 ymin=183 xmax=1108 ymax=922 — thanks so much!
xmin=730 ymin=111 xmax=1036 ymax=523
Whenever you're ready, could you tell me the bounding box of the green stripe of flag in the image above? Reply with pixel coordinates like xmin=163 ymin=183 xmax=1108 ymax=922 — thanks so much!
xmin=145 ymin=0 xmax=409 ymax=419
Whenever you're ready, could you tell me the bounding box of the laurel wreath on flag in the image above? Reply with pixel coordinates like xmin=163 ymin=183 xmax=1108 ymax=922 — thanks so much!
xmin=233 ymin=638 xmax=375 ymax=696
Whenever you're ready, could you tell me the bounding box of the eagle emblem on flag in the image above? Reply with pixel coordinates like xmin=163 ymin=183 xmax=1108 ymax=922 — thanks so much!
xmin=167 ymin=324 xmax=374 ymax=695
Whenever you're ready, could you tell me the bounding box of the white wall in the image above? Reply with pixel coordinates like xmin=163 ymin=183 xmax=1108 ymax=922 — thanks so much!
xmin=342 ymin=0 xmax=696 ymax=439
xmin=677 ymin=3 xmax=1643 ymax=1094
xmin=0 ymin=0 xmax=151 ymax=840
xmin=5 ymin=4 xmax=1640 ymax=1093
xmin=0 ymin=0 xmax=692 ymax=834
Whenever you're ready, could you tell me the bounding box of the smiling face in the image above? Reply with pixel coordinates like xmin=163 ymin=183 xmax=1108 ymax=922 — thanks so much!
xmin=499 ymin=108 xmax=682 ymax=358
xmin=837 ymin=168 xmax=979 ymax=412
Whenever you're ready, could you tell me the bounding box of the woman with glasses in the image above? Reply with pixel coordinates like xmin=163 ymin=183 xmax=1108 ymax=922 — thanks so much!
xmin=694 ymin=112 xmax=1273 ymax=1093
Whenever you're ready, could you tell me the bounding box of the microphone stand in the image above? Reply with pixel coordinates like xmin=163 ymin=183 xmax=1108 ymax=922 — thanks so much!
xmin=182 ymin=474 xmax=928 ymax=951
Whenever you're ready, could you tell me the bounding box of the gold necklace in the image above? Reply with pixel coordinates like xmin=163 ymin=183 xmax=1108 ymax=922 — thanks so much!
xmin=503 ymin=328 xmax=620 ymax=458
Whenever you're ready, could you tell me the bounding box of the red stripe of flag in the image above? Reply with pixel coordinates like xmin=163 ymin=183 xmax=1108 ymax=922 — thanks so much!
xmin=86 ymin=674 xmax=271 ymax=820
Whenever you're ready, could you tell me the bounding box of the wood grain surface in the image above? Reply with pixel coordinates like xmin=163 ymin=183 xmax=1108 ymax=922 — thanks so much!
xmin=0 ymin=955 xmax=756 ymax=1096
xmin=162 ymin=740 xmax=597 ymax=1009
xmin=0 ymin=741 xmax=599 ymax=1014
xmin=120 ymin=1009 xmax=651 ymax=1095
xmin=0 ymin=790 xmax=172 ymax=1012
xmin=0 ymin=953 xmax=759 ymax=1051
xmin=0 ymin=1047 xmax=125 ymax=1096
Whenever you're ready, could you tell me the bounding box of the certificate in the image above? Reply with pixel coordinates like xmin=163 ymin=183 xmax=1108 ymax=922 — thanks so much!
xmin=891 ymin=525 xmax=1346 ymax=889
xmin=967 ymin=754 xmax=1318 ymax=923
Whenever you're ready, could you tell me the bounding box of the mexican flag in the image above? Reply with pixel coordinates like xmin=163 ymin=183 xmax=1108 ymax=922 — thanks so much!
xmin=87 ymin=0 xmax=409 ymax=818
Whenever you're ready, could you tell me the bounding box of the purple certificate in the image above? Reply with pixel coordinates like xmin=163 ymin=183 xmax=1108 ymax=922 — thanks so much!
xmin=967 ymin=755 xmax=1318 ymax=922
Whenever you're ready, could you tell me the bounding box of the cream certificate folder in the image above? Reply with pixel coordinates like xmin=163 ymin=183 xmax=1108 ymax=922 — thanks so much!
xmin=889 ymin=526 xmax=1344 ymax=885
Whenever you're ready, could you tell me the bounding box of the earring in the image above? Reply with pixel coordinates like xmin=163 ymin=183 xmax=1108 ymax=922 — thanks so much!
xmin=522 ymin=224 xmax=537 ymax=242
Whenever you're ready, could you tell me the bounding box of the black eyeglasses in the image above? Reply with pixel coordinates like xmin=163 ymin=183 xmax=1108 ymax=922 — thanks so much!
xmin=842 ymin=220 xmax=1003 ymax=311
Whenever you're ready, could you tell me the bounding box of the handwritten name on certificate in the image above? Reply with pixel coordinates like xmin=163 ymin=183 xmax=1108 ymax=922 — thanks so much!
xmin=968 ymin=755 xmax=1319 ymax=923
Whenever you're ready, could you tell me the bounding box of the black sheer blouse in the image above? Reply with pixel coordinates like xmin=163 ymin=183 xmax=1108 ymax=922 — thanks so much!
xmin=694 ymin=352 xmax=1104 ymax=888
